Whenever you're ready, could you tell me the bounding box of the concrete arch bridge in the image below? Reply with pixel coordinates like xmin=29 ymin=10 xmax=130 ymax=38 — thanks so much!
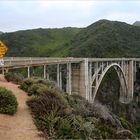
xmin=1 ymin=57 xmax=140 ymax=104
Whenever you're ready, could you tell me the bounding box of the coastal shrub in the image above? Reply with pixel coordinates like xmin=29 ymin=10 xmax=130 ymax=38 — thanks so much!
xmin=0 ymin=87 xmax=18 ymax=115
xmin=27 ymin=89 xmax=68 ymax=115
xmin=20 ymin=78 xmax=35 ymax=92
xmin=5 ymin=72 xmax=23 ymax=84
xmin=20 ymin=78 xmax=55 ymax=96
xmin=27 ymin=83 xmax=47 ymax=96
xmin=24 ymin=77 xmax=138 ymax=139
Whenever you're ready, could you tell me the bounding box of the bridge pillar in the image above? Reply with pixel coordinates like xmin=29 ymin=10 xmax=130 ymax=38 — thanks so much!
xmin=27 ymin=66 xmax=30 ymax=78
xmin=66 ymin=63 xmax=72 ymax=95
xmin=88 ymin=62 xmax=92 ymax=101
xmin=44 ymin=65 xmax=49 ymax=80
xmin=79 ymin=59 xmax=89 ymax=99
xmin=46 ymin=73 xmax=49 ymax=80
xmin=128 ymin=60 xmax=134 ymax=100
xmin=57 ymin=64 xmax=62 ymax=90
xmin=71 ymin=67 xmax=80 ymax=95
xmin=59 ymin=66 xmax=62 ymax=90
xmin=133 ymin=61 xmax=137 ymax=82
xmin=57 ymin=64 xmax=60 ymax=88
xmin=44 ymin=65 xmax=46 ymax=79
xmin=2 ymin=67 xmax=4 ymax=75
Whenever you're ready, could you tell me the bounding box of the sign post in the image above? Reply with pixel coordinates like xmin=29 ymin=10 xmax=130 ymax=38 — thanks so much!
xmin=0 ymin=40 xmax=8 ymax=66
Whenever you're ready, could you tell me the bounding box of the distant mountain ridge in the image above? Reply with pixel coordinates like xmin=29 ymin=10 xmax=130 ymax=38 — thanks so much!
xmin=133 ymin=21 xmax=140 ymax=26
xmin=66 ymin=20 xmax=140 ymax=57
xmin=0 ymin=19 xmax=140 ymax=58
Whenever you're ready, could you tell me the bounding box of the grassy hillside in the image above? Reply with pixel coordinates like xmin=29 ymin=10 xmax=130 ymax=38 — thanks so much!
xmin=0 ymin=31 xmax=3 ymax=35
xmin=1 ymin=20 xmax=140 ymax=58
xmin=67 ymin=20 xmax=140 ymax=57
xmin=0 ymin=28 xmax=81 ymax=57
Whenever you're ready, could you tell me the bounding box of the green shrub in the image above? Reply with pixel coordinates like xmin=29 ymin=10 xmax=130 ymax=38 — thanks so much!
xmin=120 ymin=117 xmax=136 ymax=133
xmin=27 ymin=89 xmax=68 ymax=116
xmin=27 ymin=83 xmax=47 ymax=96
xmin=20 ymin=78 xmax=55 ymax=96
xmin=20 ymin=78 xmax=35 ymax=92
xmin=25 ymin=77 xmax=138 ymax=139
xmin=0 ymin=87 xmax=18 ymax=115
xmin=5 ymin=72 xmax=24 ymax=84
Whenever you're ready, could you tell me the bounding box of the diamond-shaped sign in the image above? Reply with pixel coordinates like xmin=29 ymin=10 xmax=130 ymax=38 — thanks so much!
xmin=0 ymin=40 xmax=8 ymax=58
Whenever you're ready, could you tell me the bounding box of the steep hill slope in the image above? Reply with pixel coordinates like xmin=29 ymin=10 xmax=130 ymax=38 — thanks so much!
xmin=67 ymin=20 xmax=140 ymax=57
xmin=1 ymin=20 xmax=140 ymax=58
xmin=0 ymin=28 xmax=81 ymax=57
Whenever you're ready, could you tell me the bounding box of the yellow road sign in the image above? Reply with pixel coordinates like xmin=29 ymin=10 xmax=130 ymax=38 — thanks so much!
xmin=0 ymin=40 xmax=8 ymax=57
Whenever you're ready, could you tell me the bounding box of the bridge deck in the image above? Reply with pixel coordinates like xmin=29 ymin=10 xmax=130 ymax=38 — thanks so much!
xmin=0 ymin=57 xmax=140 ymax=69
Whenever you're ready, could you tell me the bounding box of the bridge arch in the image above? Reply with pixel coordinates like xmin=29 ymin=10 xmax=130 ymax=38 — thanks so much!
xmin=92 ymin=63 xmax=129 ymax=103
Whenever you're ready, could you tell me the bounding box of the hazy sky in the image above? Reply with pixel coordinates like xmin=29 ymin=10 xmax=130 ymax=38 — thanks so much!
xmin=0 ymin=0 xmax=140 ymax=32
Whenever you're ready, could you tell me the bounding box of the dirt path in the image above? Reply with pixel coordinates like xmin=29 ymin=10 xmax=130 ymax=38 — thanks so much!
xmin=0 ymin=77 xmax=44 ymax=140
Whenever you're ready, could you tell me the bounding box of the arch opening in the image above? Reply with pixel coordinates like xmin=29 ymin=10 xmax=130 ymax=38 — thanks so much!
xmin=92 ymin=63 xmax=129 ymax=104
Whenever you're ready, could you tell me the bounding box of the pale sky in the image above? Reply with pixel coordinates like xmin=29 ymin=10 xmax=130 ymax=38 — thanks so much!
xmin=0 ymin=0 xmax=140 ymax=32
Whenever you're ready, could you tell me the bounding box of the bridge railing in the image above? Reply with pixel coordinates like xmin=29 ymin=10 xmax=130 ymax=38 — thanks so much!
xmin=2 ymin=57 xmax=84 ymax=68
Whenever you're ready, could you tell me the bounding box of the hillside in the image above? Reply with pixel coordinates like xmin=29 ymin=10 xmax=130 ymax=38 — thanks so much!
xmin=0 ymin=31 xmax=3 ymax=35
xmin=0 ymin=28 xmax=81 ymax=57
xmin=1 ymin=20 xmax=140 ymax=58
xmin=66 ymin=20 xmax=140 ymax=57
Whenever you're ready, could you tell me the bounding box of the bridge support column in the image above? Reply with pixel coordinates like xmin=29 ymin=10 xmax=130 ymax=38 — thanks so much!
xmin=79 ymin=59 xmax=89 ymax=99
xmin=134 ymin=61 xmax=137 ymax=82
xmin=57 ymin=64 xmax=62 ymax=90
xmin=66 ymin=63 xmax=72 ymax=95
xmin=59 ymin=66 xmax=62 ymax=90
xmin=27 ymin=66 xmax=30 ymax=78
xmin=2 ymin=67 xmax=4 ymax=75
xmin=46 ymin=73 xmax=49 ymax=80
xmin=57 ymin=64 xmax=60 ymax=87
xmin=71 ymin=67 xmax=80 ymax=95
xmin=5 ymin=69 xmax=8 ymax=73
xmin=44 ymin=65 xmax=46 ymax=79
xmin=128 ymin=60 xmax=134 ymax=100
xmin=88 ymin=62 xmax=92 ymax=101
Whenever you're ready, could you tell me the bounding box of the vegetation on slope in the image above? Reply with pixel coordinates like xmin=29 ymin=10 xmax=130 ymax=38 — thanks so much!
xmin=1 ymin=19 xmax=140 ymax=58
xmin=66 ymin=19 xmax=140 ymax=57
xmin=19 ymin=77 xmax=138 ymax=139
xmin=0 ymin=87 xmax=18 ymax=115
xmin=0 ymin=27 xmax=81 ymax=57
xmin=5 ymin=72 xmax=24 ymax=84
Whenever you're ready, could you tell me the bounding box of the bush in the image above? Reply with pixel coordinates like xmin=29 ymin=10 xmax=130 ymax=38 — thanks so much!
xmin=27 ymin=83 xmax=47 ymax=96
xmin=0 ymin=87 xmax=18 ymax=115
xmin=19 ymin=78 xmax=35 ymax=92
xmin=27 ymin=89 xmax=68 ymax=116
xmin=25 ymin=77 xmax=138 ymax=139
xmin=5 ymin=72 xmax=24 ymax=84
xmin=20 ymin=78 xmax=55 ymax=96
